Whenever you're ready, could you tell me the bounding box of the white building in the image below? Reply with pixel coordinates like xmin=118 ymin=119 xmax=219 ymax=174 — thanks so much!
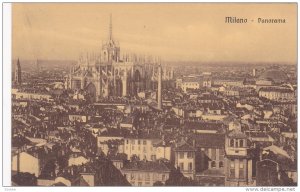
xmin=258 ymin=87 xmax=295 ymax=101
xmin=174 ymin=142 xmax=196 ymax=179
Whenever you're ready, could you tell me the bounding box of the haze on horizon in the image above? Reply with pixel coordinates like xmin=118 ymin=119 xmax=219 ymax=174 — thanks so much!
xmin=12 ymin=3 xmax=297 ymax=64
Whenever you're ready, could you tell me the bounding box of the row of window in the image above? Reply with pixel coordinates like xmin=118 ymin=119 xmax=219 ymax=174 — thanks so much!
xmin=229 ymin=139 xmax=245 ymax=148
xmin=183 ymin=83 xmax=199 ymax=86
xmin=125 ymin=145 xmax=153 ymax=152
xmin=126 ymin=139 xmax=148 ymax=145
xmin=127 ymin=173 xmax=166 ymax=181
xmin=178 ymin=152 xmax=194 ymax=159
xmin=211 ymin=161 xmax=224 ymax=168
xmin=179 ymin=162 xmax=193 ymax=171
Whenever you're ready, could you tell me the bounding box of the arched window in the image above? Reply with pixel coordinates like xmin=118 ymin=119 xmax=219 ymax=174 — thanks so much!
xmin=211 ymin=161 xmax=216 ymax=168
xmin=219 ymin=161 xmax=224 ymax=168
xmin=230 ymin=139 xmax=234 ymax=147
xmin=239 ymin=139 xmax=244 ymax=147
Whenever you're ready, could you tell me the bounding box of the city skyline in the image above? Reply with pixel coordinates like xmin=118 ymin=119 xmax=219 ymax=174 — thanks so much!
xmin=13 ymin=3 xmax=297 ymax=63
xmin=8 ymin=3 xmax=298 ymax=188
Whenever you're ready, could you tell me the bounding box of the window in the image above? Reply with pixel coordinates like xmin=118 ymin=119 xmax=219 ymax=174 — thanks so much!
xmin=138 ymin=182 xmax=142 ymax=186
xmin=179 ymin=163 xmax=184 ymax=170
xmin=239 ymin=139 xmax=244 ymax=147
xmin=211 ymin=161 xmax=216 ymax=168
xmin=188 ymin=162 xmax=193 ymax=171
xmin=230 ymin=139 xmax=234 ymax=147
xmin=138 ymin=140 xmax=141 ymax=145
xmin=143 ymin=140 xmax=147 ymax=145
xmin=219 ymin=161 xmax=224 ymax=168
xmin=235 ymin=140 xmax=239 ymax=147
xmin=179 ymin=152 xmax=184 ymax=159
xmin=187 ymin=152 xmax=193 ymax=158
xmin=131 ymin=140 xmax=135 ymax=145
xmin=162 ymin=174 xmax=165 ymax=181
xmin=126 ymin=140 xmax=129 ymax=144
xmin=132 ymin=146 xmax=135 ymax=150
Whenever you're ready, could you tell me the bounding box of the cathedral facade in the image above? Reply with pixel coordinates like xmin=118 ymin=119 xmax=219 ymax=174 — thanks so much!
xmin=65 ymin=16 xmax=174 ymax=102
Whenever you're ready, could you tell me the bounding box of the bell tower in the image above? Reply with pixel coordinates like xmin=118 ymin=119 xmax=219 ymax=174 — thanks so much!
xmin=14 ymin=58 xmax=22 ymax=85
xmin=224 ymin=121 xmax=253 ymax=186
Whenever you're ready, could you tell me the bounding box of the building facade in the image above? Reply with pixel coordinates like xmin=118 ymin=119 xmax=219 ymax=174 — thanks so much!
xmin=174 ymin=143 xmax=196 ymax=179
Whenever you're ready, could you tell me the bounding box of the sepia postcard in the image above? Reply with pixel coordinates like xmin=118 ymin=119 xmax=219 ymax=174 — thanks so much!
xmin=2 ymin=2 xmax=298 ymax=190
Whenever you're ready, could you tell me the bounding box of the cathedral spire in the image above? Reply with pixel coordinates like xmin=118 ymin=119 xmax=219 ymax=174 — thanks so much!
xmin=109 ymin=13 xmax=112 ymax=41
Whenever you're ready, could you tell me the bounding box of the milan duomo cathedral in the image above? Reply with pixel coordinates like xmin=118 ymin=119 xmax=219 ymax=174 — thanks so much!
xmin=65 ymin=15 xmax=174 ymax=103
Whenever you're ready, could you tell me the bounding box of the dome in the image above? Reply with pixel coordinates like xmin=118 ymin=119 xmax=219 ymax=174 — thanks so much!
xmin=259 ymin=69 xmax=288 ymax=84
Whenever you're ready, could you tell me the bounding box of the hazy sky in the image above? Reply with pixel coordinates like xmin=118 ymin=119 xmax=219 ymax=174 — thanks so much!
xmin=12 ymin=3 xmax=297 ymax=63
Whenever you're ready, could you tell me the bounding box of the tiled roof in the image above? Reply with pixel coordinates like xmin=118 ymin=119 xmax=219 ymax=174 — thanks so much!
xmin=185 ymin=121 xmax=223 ymax=131
xmin=190 ymin=133 xmax=225 ymax=148
xmin=175 ymin=142 xmax=196 ymax=151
